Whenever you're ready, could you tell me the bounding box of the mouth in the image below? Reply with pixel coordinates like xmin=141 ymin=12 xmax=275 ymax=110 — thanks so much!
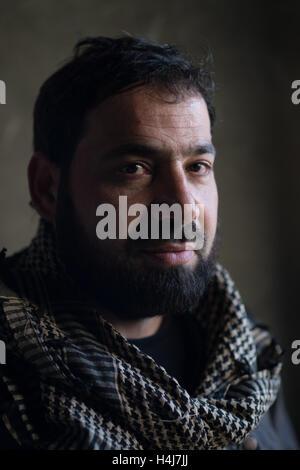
xmin=141 ymin=243 xmax=196 ymax=266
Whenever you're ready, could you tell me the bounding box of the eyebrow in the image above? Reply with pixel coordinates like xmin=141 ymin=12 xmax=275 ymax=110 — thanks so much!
xmin=101 ymin=142 xmax=216 ymax=161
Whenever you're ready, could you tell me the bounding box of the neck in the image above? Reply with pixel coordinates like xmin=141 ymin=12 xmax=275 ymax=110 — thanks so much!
xmin=98 ymin=311 xmax=164 ymax=339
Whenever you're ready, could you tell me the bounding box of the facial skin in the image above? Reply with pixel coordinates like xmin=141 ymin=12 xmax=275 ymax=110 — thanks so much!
xmin=28 ymin=84 xmax=219 ymax=338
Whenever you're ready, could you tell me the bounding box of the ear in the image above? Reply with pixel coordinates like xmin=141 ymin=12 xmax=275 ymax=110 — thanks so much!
xmin=27 ymin=152 xmax=60 ymax=222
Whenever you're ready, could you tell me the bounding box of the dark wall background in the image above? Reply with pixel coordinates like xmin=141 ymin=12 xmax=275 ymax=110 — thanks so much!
xmin=1 ymin=0 xmax=300 ymax=441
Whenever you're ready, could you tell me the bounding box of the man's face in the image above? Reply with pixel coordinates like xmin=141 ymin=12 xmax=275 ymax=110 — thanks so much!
xmin=55 ymin=85 xmax=219 ymax=320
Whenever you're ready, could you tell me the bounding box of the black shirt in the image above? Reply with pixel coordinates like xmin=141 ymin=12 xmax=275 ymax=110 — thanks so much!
xmin=127 ymin=313 xmax=206 ymax=395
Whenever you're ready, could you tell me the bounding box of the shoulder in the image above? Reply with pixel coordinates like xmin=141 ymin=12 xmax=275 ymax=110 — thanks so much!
xmin=244 ymin=307 xmax=299 ymax=450
xmin=247 ymin=388 xmax=299 ymax=450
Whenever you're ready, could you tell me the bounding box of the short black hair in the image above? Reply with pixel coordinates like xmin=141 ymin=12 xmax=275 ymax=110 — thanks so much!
xmin=33 ymin=34 xmax=216 ymax=169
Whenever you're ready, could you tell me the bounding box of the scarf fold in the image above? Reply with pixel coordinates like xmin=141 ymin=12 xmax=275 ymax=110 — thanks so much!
xmin=0 ymin=218 xmax=283 ymax=450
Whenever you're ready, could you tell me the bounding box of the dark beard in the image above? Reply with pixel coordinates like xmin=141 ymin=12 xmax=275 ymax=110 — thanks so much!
xmin=55 ymin=178 xmax=220 ymax=321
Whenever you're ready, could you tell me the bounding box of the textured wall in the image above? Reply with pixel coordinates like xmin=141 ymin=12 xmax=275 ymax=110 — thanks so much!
xmin=1 ymin=0 xmax=300 ymax=440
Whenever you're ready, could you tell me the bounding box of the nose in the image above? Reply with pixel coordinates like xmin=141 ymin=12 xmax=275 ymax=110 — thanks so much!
xmin=151 ymin=163 xmax=198 ymax=220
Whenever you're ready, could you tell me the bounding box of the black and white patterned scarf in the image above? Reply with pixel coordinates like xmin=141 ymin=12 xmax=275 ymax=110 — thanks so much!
xmin=0 ymin=218 xmax=282 ymax=450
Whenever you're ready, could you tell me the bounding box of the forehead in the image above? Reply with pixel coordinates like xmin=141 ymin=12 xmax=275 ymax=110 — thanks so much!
xmin=83 ymin=85 xmax=212 ymax=152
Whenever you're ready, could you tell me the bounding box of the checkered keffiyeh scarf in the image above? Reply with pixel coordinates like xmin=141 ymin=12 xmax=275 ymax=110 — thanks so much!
xmin=0 ymin=218 xmax=282 ymax=450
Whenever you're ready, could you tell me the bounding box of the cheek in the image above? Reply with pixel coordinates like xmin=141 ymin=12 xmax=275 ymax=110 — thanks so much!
xmin=69 ymin=153 xmax=95 ymax=223
xmin=200 ymin=185 xmax=218 ymax=247
xmin=71 ymin=180 xmax=97 ymax=232
xmin=70 ymin=159 xmax=116 ymax=233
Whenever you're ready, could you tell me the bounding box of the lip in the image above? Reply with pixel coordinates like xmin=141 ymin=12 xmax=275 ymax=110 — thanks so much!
xmin=142 ymin=243 xmax=195 ymax=253
xmin=141 ymin=244 xmax=196 ymax=265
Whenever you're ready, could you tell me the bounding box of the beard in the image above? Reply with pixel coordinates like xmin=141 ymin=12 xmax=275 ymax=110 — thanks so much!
xmin=55 ymin=177 xmax=220 ymax=321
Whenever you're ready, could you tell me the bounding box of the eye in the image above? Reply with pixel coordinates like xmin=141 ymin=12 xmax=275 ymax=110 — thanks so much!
xmin=119 ymin=163 xmax=149 ymax=175
xmin=188 ymin=162 xmax=212 ymax=176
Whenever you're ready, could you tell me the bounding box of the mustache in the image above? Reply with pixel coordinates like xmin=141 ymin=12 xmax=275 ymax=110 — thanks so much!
xmin=126 ymin=218 xmax=206 ymax=251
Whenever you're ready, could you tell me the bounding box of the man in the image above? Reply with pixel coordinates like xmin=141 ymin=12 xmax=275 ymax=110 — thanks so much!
xmin=0 ymin=35 xmax=298 ymax=450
